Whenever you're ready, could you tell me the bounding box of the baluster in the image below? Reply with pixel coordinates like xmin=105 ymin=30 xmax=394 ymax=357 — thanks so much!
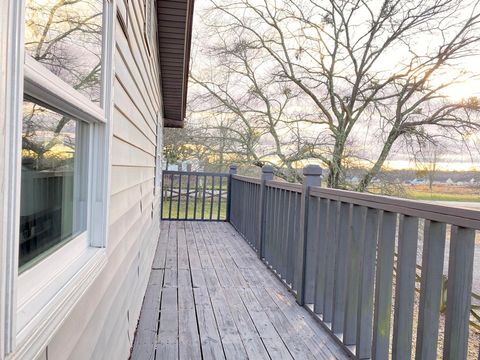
xmin=279 ymin=189 xmax=286 ymax=277
xmin=323 ymin=199 xmax=339 ymax=324
xmin=332 ymin=202 xmax=352 ymax=334
xmin=176 ymin=174 xmax=182 ymax=219
xmin=372 ymin=211 xmax=397 ymax=359
xmin=168 ymin=173 xmax=174 ymax=219
xmin=193 ymin=175 xmax=199 ymax=220
xmin=201 ymin=175 xmax=207 ymax=220
xmin=209 ymin=176 xmax=215 ymax=220
xmin=276 ymin=189 xmax=285 ymax=278
xmin=356 ymin=207 xmax=378 ymax=359
xmin=392 ymin=215 xmax=419 ymax=359
xmin=217 ymin=176 xmax=223 ymax=220
xmin=184 ymin=174 xmax=191 ymax=219
xmin=271 ymin=187 xmax=278 ymax=270
xmin=415 ymin=220 xmax=446 ymax=360
xmin=285 ymin=191 xmax=295 ymax=285
xmin=343 ymin=204 xmax=365 ymax=345
xmin=314 ymin=198 xmax=329 ymax=315
xmin=443 ymin=226 xmax=475 ymax=360
xmin=304 ymin=195 xmax=320 ymax=305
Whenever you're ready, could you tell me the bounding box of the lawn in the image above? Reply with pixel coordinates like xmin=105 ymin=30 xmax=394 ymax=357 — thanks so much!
xmin=162 ymin=197 xmax=228 ymax=220
xmin=405 ymin=184 xmax=480 ymax=202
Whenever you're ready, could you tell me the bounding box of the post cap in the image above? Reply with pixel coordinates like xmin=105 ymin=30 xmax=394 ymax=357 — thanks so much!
xmin=303 ymin=164 xmax=322 ymax=176
xmin=262 ymin=165 xmax=274 ymax=174
xmin=229 ymin=164 xmax=238 ymax=173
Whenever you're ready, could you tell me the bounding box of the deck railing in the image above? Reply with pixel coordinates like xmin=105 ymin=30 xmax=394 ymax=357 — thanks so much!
xmin=161 ymin=168 xmax=235 ymax=221
xmin=229 ymin=164 xmax=480 ymax=360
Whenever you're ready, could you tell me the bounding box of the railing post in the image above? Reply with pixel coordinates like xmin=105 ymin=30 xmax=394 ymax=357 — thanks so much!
xmin=257 ymin=165 xmax=274 ymax=259
xmin=294 ymin=165 xmax=322 ymax=305
xmin=226 ymin=164 xmax=237 ymax=222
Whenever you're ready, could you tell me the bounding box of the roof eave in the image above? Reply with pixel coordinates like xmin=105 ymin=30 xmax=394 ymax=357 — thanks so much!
xmin=157 ymin=0 xmax=195 ymax=129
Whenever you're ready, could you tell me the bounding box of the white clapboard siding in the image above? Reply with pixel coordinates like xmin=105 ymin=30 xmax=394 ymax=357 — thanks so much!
xmin=43 ymin=0 xmax=163 ymax=358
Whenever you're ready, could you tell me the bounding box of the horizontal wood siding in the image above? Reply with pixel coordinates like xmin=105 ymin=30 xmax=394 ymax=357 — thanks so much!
xmin=42 ymin=0 xmax=162 ymax=359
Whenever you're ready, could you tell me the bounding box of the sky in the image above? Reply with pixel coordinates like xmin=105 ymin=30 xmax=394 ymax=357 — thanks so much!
xmin=189 ymin=0 xmax=480 ymax=171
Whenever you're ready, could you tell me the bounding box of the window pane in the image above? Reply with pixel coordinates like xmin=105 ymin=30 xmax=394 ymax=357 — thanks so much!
xmin=20 ymin=101 xmax=88 ymax=270
xmin=25 ymin=0 xmax=103 ymax=103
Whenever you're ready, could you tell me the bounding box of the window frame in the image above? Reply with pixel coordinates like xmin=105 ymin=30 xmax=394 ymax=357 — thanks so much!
xmin=1 ymin=0 xmax=116 ymax=358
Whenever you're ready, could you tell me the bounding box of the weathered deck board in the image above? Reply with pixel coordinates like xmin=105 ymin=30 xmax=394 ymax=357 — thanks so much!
xmin=131 ymin=221 xmax=349 ymax=359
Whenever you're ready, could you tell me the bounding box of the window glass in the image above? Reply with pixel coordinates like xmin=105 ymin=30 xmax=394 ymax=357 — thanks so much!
xmin=24 ymin=0 xmax=103 ymax=103
xmin=19 ymin=101 xmax=88 ymax=270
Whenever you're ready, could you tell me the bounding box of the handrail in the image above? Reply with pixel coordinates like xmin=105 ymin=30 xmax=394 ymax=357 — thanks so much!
xmin=310 ymin=186 xmax=480 ymax=229
xmin=163 ymin=170 xmax=229 ymax=177
xmin=231 ymin=174 xmax=261 ymax=185
xmin=266 ymin=179 xmax=302 ymax=193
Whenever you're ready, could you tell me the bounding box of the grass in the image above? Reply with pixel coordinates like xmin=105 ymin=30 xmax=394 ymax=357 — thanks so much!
xmin=405 ymin=184 xmax=480 ymax=202
xmin=162 ymin=197 xmax=228 ymax=220
xmin=406 ymin=190 xmax=480 ymax=202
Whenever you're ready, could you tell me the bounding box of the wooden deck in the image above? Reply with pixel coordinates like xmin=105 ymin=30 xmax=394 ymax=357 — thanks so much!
xmin=130 ymin=221 xmax=349 ymax=360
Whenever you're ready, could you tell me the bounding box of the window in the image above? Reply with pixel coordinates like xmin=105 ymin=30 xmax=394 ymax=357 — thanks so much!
xmin=19 ymin=102 xmax=88 ymax=270
xmin=22 ymin=0 xmax=104 ymax=268
xmin=1 ymin=0 xmax=115 ymax=357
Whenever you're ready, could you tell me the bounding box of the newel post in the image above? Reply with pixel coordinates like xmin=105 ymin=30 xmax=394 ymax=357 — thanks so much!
xmin=226 ymin=164 xmax=237 ymax=223
xmin=295 ymin=165 xmax=322 ymax=305
xmin=257 ymin=165 xmax=274 ymax=259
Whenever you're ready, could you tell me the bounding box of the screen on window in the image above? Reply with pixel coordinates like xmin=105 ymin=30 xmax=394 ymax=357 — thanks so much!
xmin=19 ymin=101 xmax=88 ymax=270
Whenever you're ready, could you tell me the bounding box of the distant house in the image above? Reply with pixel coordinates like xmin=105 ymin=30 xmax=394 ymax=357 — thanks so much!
xmin=0 ymin=0 xmax=194 ymax=358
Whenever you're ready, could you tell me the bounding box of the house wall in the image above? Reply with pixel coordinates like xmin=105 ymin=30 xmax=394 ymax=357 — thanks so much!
xmin=36 ymin=1 xmax=163 ymax=359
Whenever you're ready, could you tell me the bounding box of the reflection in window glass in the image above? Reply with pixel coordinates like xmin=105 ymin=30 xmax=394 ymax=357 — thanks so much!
xmin=24 ymin=0 xmax=103 ymax=103
xmin=19 ymin=101 xmax=88 ymax=270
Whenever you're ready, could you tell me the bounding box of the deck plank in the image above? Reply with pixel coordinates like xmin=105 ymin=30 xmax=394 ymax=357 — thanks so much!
xmin=131 ymin=221 xmax=350 ymax=360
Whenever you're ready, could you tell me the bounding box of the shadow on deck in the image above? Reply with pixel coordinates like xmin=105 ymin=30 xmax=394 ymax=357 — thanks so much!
xmin=130 ymin=221 xmax=349 ymax=360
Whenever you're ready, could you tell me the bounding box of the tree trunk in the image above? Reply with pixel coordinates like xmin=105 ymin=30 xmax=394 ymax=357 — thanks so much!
xmin=356 ymin=131 xmax=398 ymax=192
xmin=327 ymin=136 xmax=346 ymax=188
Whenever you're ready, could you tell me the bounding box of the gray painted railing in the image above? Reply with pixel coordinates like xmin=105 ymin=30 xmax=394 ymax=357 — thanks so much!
xmin=161 ymin=169 xmax=233 ymax=221
xmin=229 ymin=164 xmax=480 ymax=360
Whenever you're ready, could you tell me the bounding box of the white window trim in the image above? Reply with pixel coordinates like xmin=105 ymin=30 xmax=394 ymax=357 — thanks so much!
xmin=1 ymin=0 xmax=25 ymax=356
xmin=1 ymin=0 xmax=116 ymax=359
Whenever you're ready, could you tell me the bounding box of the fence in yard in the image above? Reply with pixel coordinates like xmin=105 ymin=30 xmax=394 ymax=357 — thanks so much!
xmin=229 ymin=164 xmax=480 ymax=360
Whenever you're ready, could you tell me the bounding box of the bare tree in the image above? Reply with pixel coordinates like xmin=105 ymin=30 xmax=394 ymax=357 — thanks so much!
xmin=189 ymin=18 xmax=330 ymax=182
xmin=192 ymin=0 xmax=480 ymax=189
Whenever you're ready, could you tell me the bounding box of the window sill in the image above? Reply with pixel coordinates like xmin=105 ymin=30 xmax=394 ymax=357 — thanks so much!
xmin=14 ymin=247 xmax=107 ymax=360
